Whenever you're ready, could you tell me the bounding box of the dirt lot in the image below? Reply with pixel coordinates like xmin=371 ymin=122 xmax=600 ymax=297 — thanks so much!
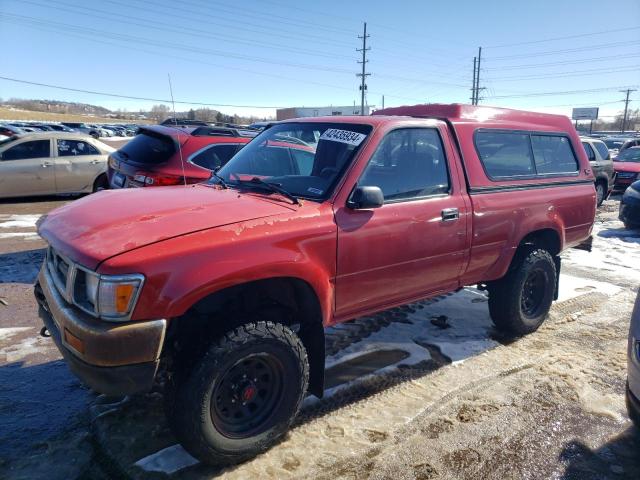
xmin=0 ymin=194 xmax=639 ymax=480
xmin=0 ymin=107 xmax=150 ymax=124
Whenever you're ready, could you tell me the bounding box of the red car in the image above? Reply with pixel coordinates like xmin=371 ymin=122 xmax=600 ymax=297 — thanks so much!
xmin=613 ymin=146 xmax=640 ymax=191
xmin=36 ymin=104 xmax=595 ymax=466
xmin=107 ymin=125 xmax=255 ymax=188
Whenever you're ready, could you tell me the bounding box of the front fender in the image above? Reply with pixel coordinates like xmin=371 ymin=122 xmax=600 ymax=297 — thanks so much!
xmin=99 ymin=206 xmax=337 ymax=325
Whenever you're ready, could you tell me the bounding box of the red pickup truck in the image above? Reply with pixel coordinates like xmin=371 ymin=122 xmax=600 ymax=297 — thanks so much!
xmin=35 ymin=104 xmax=595 ymax=465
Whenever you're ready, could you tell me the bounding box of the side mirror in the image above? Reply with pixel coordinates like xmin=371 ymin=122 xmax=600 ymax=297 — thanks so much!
xmin=347 ymin=185 xmax=384 ymax=209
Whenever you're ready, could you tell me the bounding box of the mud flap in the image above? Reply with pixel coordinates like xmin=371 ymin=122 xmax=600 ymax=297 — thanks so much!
xmin=572 ymin=235 xmax=593 ymax=252
xmin=553 ymin=256 xmax=561 ymax=300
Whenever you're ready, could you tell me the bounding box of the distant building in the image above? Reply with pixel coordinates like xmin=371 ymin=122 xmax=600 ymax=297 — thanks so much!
xmin=276 ymin=105 xmax=369 ymax=121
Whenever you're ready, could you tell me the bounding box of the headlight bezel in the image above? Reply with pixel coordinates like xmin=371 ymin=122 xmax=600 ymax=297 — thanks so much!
xmin=46 ymin=247 xmax=145 ymax=323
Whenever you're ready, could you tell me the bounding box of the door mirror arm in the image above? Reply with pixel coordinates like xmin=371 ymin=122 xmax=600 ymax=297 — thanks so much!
xmin=347 ymin=185 xmax=384 ymax=209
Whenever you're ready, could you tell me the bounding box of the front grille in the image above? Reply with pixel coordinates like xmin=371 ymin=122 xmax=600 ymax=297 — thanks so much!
xmin=46 ymin=247 xmax=98 ymax=316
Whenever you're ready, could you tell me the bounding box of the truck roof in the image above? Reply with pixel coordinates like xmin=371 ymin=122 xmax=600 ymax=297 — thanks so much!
xmin=279 ymin=104 xmax=574 ymax=133
xmin=373 ymin=103 xmax=573 ymax=131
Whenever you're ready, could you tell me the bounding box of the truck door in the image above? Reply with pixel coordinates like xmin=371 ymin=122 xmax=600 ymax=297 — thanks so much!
xmin=334 ymin=127 xmax=468 ymax=318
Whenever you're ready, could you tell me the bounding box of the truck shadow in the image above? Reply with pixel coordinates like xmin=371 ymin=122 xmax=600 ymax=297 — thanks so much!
xmin=0 ymin=248 xmax=45 ymax=283
xmin=558 ymin=427 xmax=640 ymax=479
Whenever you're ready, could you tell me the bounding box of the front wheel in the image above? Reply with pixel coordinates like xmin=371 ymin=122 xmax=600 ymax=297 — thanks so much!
xmin=488 ymin=247 xmax=557 ymax=336
xmin=169 ymin=321 xmax=309 ymax=466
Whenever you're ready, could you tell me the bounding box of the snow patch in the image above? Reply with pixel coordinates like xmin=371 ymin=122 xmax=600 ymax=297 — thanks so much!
xmin=0 ymin=232 xmax=40 ymax=240
xmin=557 ymin=274 xmax=621 ymax=302
xmin=0 ymin=327 xmax=31 ymax=340
xmin=134 ymin=444 xmax=198 ymax=475
xmin=0 ymin=214 xmax=41 ymax=229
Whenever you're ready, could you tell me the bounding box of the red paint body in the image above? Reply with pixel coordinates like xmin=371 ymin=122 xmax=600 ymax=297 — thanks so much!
xmin=613 ymin=161 xmax=640 ymax=189
xmin=39 ymin=104 xmax=596 ymax=330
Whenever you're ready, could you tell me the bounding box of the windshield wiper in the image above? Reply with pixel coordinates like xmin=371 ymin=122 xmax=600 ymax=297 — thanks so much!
xmin=211 ymin=168 xmax=228 ymax=189
xmin=237 ymin=177 xmax=299 ymax=205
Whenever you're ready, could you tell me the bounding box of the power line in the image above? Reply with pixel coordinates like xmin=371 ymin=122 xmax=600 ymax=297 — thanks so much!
xmin=487 ymin=85 xmax=640 ymax=99
xmin=17 ymin=0 xmax=355 ymax=62
xmin=0 ymin=76 xmax=283 ymax=108
xmin=484 ymin=66 xmax=640 ymax=82
xmin=482 ymin=53 xmax=640 ymax=71
xmin=485 ymin=40 xmax=640 ymax=61
xmin=486 ymin=25 xmax=640 ymax=48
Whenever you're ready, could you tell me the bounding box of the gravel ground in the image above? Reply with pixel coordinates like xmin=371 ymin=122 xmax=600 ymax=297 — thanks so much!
xmin=0 ymin=193 xmax=638 ymax=480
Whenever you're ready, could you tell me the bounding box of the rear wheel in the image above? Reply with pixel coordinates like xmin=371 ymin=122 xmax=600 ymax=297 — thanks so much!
xmin=168 ymin=321 xmax=308 ymax=466
xmin=488 ymin=247 xmax=556 ymax=336
xmin=595 ymin=182 xmax=606 ymax=207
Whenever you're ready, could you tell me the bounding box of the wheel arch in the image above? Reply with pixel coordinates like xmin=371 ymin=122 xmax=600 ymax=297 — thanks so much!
xmin=165 ymin=276 xmax=326 ymax=397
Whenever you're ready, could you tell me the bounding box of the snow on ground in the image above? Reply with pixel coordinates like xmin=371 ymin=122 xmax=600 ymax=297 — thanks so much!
xmin=0 ymin=215 xmax=40 ymax=229
xmin=135 ymin=275 xmax=623 ymax=475
xmin=562 ymin=219 xmax=640 ymax=283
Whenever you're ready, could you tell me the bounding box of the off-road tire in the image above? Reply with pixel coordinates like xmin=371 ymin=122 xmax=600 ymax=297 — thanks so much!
xmin=488 ymin=247 xmax=556 ymax=336
xmin=168 ymin=321 xmax=309 ymax=466
xmin=595 ymin=181 xmax=605 ymax=207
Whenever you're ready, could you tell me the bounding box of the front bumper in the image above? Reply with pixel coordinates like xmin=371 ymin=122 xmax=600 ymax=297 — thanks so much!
xmin=35 ymin=265 xmax=166 ymax=395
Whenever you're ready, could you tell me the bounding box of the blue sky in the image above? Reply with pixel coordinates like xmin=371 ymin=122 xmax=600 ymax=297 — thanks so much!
xmin=0 ymin=0 xmax=639 ymax=119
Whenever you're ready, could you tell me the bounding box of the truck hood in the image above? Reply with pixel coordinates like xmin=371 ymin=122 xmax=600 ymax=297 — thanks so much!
xmin=38 ymin=184 xmax=296 ymax=269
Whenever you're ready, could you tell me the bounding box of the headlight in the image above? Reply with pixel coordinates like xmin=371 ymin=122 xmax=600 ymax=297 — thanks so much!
xmin=98 ymin=277 xmax=143 ymax=319
xmin=78 ymin=269 xmax=143 ymax=321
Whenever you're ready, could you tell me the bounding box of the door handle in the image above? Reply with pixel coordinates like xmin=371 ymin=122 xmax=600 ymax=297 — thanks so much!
xmin=42 ymin=161 xmax=53 ymax=167
xmin=441 ymin=208 xmax=459 ymax=222
xmin=91 ymin=159 xmax=100 ymax=164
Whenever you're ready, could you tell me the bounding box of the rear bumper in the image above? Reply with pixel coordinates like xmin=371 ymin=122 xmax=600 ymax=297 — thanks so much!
xmin=35 ymin=265 xmax=166 ymax=395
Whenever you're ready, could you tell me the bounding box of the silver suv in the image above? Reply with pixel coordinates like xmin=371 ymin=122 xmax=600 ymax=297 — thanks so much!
xmin=581 ymin=137 xmax=615 ymax=206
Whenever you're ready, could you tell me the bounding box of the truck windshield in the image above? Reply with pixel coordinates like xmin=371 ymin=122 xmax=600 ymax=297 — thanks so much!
xmin=215 ymin=122 xmax=372 ymax=200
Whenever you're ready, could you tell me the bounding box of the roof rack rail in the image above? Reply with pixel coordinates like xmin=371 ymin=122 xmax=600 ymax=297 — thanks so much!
xmin=191 ymin=126 xmax=258 ymax=138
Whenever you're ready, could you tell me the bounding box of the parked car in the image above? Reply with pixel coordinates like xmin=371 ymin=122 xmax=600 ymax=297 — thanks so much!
xmin=60 ymin=122 xmax=101 ymax=139
xmin=160 ymin=118 xmax=209 ymax=127
xmin=619 ymin=180 xmax=640 ymax=230
xmin=0 ymin=125 xmax=24 ymax=137
xmin=46 ymin=124 xmax=75 ymax=133
xmin=35 ymin=104 xmax=595 ymax=466
xmin=603 ymin=137 xmax=632 ymax=157
xmin=107 ymin=126 xmax=252 ymax=188
xmin=581 ymin=136 xmax=615 ymax=206
xmin=0 ymin=132 xmax=114 ymax=198
xmin=627 ymin=289 xmax=640 ymax=428
xmin=620 ymin=138 xmax=640 ymax=153
xmin=613 ymin=146 xmax=640 ymax=191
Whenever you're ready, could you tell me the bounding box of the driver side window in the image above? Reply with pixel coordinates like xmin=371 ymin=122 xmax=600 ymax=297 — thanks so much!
xmin=358 ymin=128 xmax=450 ymax=202
xmin=2 ymin=140 xmax=51 ymax=161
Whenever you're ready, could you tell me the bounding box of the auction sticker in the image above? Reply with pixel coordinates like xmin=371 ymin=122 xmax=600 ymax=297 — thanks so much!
xmin=320 ymin=129 xmax=366 ymax=146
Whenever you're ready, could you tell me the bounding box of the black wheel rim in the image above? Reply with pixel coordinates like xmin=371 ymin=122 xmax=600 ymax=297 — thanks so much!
xmin=521 ymin=269 xmax=546 ymax=317
xmin=211 ymin=353 xmax=285 ymax=438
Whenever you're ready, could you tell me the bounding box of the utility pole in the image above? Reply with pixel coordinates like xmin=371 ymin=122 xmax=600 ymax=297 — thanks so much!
xmin=620 ymin=88 xmax=636 ymax=133
xmin=476 ymin=46 xmax=483 ymax=104
xmin=357 ymin=22 xmax=370 ymax=116
xmin=471 ymin=56 xmax=477 ymax=105
xmin=382 ymin=94 xmax=385 ymax=110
